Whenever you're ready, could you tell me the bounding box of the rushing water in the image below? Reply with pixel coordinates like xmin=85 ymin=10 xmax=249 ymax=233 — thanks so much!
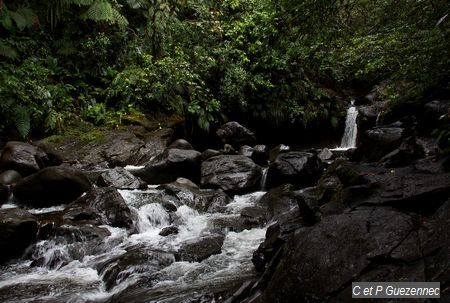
xmin=0 ymin=188 xmax=267 ymax=303
xmin=331 ymin=100 xmax=358 ymax=151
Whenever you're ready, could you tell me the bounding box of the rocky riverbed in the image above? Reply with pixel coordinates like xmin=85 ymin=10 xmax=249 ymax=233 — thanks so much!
xmin=0 ymin=99 xmax=449 ymax=302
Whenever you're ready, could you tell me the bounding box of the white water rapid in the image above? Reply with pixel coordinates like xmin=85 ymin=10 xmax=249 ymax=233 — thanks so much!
xmin=0 ymin=188 xmax=267 ymax=303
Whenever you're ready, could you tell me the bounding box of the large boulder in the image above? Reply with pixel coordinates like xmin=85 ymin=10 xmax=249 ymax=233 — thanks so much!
xmin=259 ymin=207 xmax=429 ymax=303
xmin=0 ymin=142 xmax=49 ymax=176
xmin=64 ymin=187 xmax=133 ymax=229
xmin=266 ymin=152 xmax=322 ymax=189
xmin=133 ymin=148 xmax=201 ymax=184
xmin=175 ymin=234 xmax=225 ymax=262
xmin=46 ymin=128 xmax=173 ymax=170
xmin=216 ymin=121 xmax=256 ymax=148
xmin=0 ymin=208 xmax=38 ymax=264
xmin=201 ymin=155 xmax=262 ymax=193
xmin=13 ymin=167 xmax=91 ymax=207
xmin=167 ymin=139 xmax=193 ymax=150
xmin=423 ymin=100 xmax=450 ymax=130
xmin=252 ymin=145 xmax=269 ymax=166
xmin=360 ymin=127 xmax=404 ymax=162
xmin=158 ymin=180 xmax=231 ymax=213
xmin=97 ymin=167 xmax=147 ymax=189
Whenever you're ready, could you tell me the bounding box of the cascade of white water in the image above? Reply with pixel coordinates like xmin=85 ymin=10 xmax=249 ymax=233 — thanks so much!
xmin=339 ymin=99 xmax=358 ymax=149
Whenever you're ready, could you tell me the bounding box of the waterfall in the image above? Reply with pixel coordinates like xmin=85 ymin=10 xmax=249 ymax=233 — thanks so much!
xmin=260 ymin=167 xmax=269 ymax=191
xmin=339 ymin=100 xmax=358 ymax=149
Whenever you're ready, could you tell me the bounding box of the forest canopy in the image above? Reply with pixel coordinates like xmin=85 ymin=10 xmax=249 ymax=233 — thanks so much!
xmin=0 ymin=0 xmax=448 ymax=139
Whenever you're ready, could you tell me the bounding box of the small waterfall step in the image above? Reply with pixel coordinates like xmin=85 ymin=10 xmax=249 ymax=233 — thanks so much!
xmin=331 ymin=99 xmax=358 ymax=151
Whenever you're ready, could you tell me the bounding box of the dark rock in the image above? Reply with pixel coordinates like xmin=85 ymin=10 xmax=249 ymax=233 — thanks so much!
xmin=252 ymin=145 xmax=269 ymax=166
xmin=167 ymin=139 xmax=193 ymax=150
xmin=317 ymin=148 xmax=333 ymax=162
xmin=423 ymin=100 xmax=450 ymax=130
xmin=98 ymin=248 xmax=174 ymax=291
xmin=159 ymin=226 xmax=179 ymax=236
xmin=378 ymin=136 xmax=424 ymax=167
xmin=266 ymin=152 xmax=322 ymax=188
xmin=201 ymin=149 xmax=222 ymax=161
xmin=65 ymin=187 xmax=133 ymax=229
xmin=361 ymin=127 xmax=404 ymax=162
xmin=48 ymin=128 xmax=173 ymax=170
xmin=357 ymin=101 xmax=387 ymax=131
xmin=133 ymin=148 xmax=201 ymax=184
xmin=158 ymin=180 xmax=231 ymax=213
xmin=0 ymin=141 xmax=47 ymax=176
xmin=260 ymin=207 xmax=421 ymax=303
xmin=216 ymin=121 xmax=257 ymax=148
xmin=97 ymin=167 xmax=147 ymax=189
xmin=222 ymin=143 xmax=237 ymax=155
xmin=0 ymin=208 xmax=38 ymax=264
xmin=0 ymin=170 xmax=22 ymax=185
xmin=13 ymin=167 xmax=91 ymax=207
xmin=208 ymin=216 xmax=262 ymax=234
xmin=239 ymin=145 xmax=254 ymax=157
xmin=201 ymin=155 xmax=262 ymax=193
xmin=0 ymin=183 xmax=9 ymax=205
xmin=269 ymin=144 xmax=290 ymax=162
xmin=175 ymin=234 xmax=225 ymax=262
xmin=31 ymin=141 xmax=63 ymax=167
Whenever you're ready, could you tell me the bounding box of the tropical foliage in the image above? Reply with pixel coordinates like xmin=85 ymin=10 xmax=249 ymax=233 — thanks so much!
xmin=0 ymin=0 xmax=448 ymax=138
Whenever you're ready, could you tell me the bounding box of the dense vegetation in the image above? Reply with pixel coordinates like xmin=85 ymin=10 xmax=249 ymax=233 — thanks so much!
xmin=1 ymin=0 xmax=449 ymax=140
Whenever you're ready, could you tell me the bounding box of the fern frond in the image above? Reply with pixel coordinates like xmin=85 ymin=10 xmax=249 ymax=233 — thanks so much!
xmin=0 ymin=41 xmax=18 ymax=59
xmin=13 ymin=106 xmax=31 ymax=138
xmin=126 ymin=0 xmax=148 ymax=9
xmin=83 ymin=0 xmax=114 ymax=22
xmin=112 ymin=8 xmax=128 ymax=28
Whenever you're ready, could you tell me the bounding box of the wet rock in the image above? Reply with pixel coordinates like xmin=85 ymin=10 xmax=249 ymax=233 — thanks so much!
xmin=136 ymin=128 xmax=174 ymax=165
xmin=0 ymin=169 xmax=21 ymax=185
xmin=0 ymin=141 xmax=48 ymax=176
xmin=201 ymin=149 xmax=222 ymax=161
xmin=159 ymin=226 xmax=179 ymax=236
xmin=268 ymin=144 xmax=290 ymax=162
xmin=0 ymin=183 xmax=9 ymax=205
xmin=175 ymin=234 xmax=225 ymax=262
xmin=13 ymin=167 xmax=91 ymax=207
xmin=201 ymin=155 xmax=262 ymax=193
xmin=361 ymin=127 xmax=404 ymax=162
xmin=252 ymin=145 xmax=269 ymax=166
xmin=209 ymin=215 xmax=262 ymax=234
xmin=0 ymin=208 xmax=38 ymax=264
xmin=216 ymin=121 xmax=257 ymax=148
xmin=239 ymin=145 xmax=254 ymax=157
xmin=317 ymin=148 xmax=333 ymax=162
xmin=133 ymin=148 xmax=201 ymax=184
xmin=158 ymin=180 xmax=231 ymax=213
xmin=167 ymin=139 xmax=193 ymax=150
xmin=65 ymin=187 xmax=133 ymax=229
xmin=97 ymin=167 xmax=147 ymax=189
xmin=222 ymin=144 xmax=237 ymax=155
xmin=378 ymin=136 xmax=424 ymax=167
xmin=98 ymin=248 xmax=174 ymax=290
xmin=260 ymin=207 xmax=420 ymax=303
xmin=266 ymin=152 xmax=322 ymax=188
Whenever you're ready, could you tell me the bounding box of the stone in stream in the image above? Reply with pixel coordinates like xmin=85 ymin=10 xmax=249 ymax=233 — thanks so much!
xmin=201 ymin=155 xmax=262 ymax=193
xmin=0 ymin=208 xmax=38 ymax=264
xmin=97 ymin=166 xmax=147 ymax=189
xmin=201 ymin=149 xmax=222 ymax=161
xmin=266 ymin=151 xmax=322 ymax=189
xmin=252 ymin=144 xmax=269 ymax=166
xmin=216 ymin=121 xmax=257 ymax=148
xmin=159 ymin=225 xmax=179 ymax=236
xmin=175 ymin=234 xmax=225 ymax=262
xmin=167 ymin=138 xmax=194 ymax=150
xmin=0 ymin=141 xmax=54 ymax=176
xmin=257 ymin=204 xmax=450 ymax=302
xmin=133 ymin=148 xmax=202 ymax=184
xmin=13 ymin=167 xmax=92 ymax=207
xmin=64 ymin=187 xmax=133 ymax=229
xmin=0 ymin=169 xmax=22 ymax=185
